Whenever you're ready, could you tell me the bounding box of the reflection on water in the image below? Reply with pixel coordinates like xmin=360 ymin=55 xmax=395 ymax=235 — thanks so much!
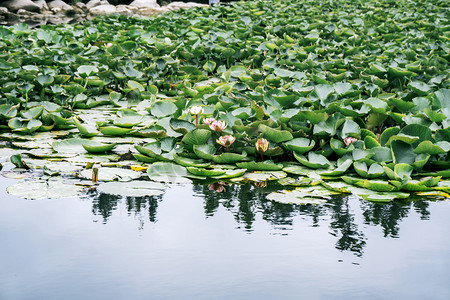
xmin=89 ymin=182 xmax=433 ymax=257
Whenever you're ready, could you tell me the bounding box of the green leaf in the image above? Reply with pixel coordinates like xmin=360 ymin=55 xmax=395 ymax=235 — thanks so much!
xmin=283 ymin=138 xmax=315 ymax=154
xmin=182 ymin=129 xmax=212 ymax=152
xmin=259 ymin=124 xmax=293 ymax=143
xmin=150 ymin=101 xmax=178 ymax=118
xmin=213 ymin=152 xmax=247 ymax=164
xmin=414 ymin=141 xmax=450 ymax=155
xmin=169 ymin=118 xmax=197 ymax=135
xmin=236 ymin=160 xmax=284 ymax=171
xmin=193 ymin=144 xmax=217 ymax=160
xmin=146 ymin=162 xmax=190 ymax=183
xmin=82 ymin=142 xmax=116 ymax=154
xmin=294 ymin=152 xmax=331 ymax=169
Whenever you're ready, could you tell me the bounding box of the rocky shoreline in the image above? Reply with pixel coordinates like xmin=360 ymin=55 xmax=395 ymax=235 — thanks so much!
xmin=0 ymin=0 xmax=209 ymax=26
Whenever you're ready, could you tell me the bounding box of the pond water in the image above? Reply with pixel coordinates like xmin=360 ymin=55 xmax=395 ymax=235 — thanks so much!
xmin=1 ymin=176 xmax=449 ymax=299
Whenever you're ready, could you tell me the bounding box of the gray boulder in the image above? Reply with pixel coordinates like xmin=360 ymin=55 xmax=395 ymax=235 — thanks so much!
xmin=0 ymin=0 xmax=41 ymax=13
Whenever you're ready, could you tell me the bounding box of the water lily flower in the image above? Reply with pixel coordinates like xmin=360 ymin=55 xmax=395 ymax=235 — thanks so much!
xmin=217 ymin=135 xmax=235 ymax=151
xmin=203 ymin=118 xmax=215 ymax=126
xmin=105 ymin=43 xmax=113 ymax=48
xmin=189 ymin=106 xmax=204 ymax=126
xmin=209 ymin=120 xmax=227 ymax=133
xmin=344 ymin=137 xmax=358 ymax=147
xmin=255 ymin=138 xmax=269 ymax=153
xmin=255 ymin=138 xmax=269 ymax=161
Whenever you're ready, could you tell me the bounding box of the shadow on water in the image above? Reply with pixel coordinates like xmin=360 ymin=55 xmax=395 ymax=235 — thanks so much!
xmin=88 ymin=181 xmax=433 ymax=257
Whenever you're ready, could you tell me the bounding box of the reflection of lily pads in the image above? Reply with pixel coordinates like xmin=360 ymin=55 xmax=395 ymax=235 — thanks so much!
xmin=267 ymin=186 xmax=334 ymax=205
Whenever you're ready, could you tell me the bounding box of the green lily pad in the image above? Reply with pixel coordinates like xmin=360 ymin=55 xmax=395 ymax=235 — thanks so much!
xmin=193 ymin=144 xmax=217 ymax=160
xmin=318 ymin=159 xmax=353 ymax=176
xmin=186 ymin=167 xmax=226 ymax=177
xmin=294 ymin=152 xmax=331 ymax=169
xmin=82 ymin=142 xmax=117 ymax=154
xmin=414 ymin=141 xmax=450 ymax=155
xmin=236 ymin=160 xmax=283 ymax=171
xmin=353 ymin=161 xmax=384 ymax=179
xmin=52 ymin=138 xmax=98 ymax=153
xmin=181 ymin=129 xmax=212 ymax=152
xmin=99 ymin=126 xmax=133 ymax=136
xmin=283 ymin=138 xmax=315 ymax=154
xmin=146 ymin=162 xmax=190 ymax=184
xmin=259 ymin=124 xmax=293 ymax=143
xmin=173 ymin=154 xmax=210 ymax=168
xmin=213 ymin=152 xmax=247 ymax=164
xmin=170 ymin=118 xmax=197 ymax=135
xmin=210 ymin=169 xmax=246 ymax=179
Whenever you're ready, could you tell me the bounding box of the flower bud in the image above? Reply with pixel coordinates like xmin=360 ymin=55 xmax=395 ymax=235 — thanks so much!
xmin=255 ymin=138 xmax=269 ymax=153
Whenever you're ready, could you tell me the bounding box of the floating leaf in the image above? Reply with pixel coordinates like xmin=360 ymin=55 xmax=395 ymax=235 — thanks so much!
xmin=294 ymin=152 xmax=331 ymax=169
xmin=236 ymin=160 xmax=283 ymax=171
xmin=97 ymin=181 xmax=166 ymax=197
xmin=283 ymin=138 xmax=315 ymax=154
xmin=79 ymin=167 xmax=141 ymax=182
xmin=7 ymin=179 xmax=84 ymax=200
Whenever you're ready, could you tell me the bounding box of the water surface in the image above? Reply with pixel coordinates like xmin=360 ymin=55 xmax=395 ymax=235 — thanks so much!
xmin=1 ymin=178 xmax=449 ymax=300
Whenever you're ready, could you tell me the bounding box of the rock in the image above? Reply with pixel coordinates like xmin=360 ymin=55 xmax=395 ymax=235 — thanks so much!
xmin=85 ymin=0 xmax=110 ymax=10
xmin=129 ymin=0 xmax=159 ymax=9
xmin=47 ymin=0 xmax=74 ymax=12
xmin=137 ymin=6 xmax=168 ymax=16
xmin=167 ymin=2 xmax=208 ymax=10
xmin=16 ymin=8 xmax=38 ymax=16
xmin=115 ymin=5 xmax=133 ymax=16
xmin=0 ymin=0 xmax=41 ymax=13
xmin=75 ymin=2 xmax=87 ymax=11
xmin=89 ymin=4 xmax=117 ymax=15
xmin=32 ymin=0 xmax=48 ymax=11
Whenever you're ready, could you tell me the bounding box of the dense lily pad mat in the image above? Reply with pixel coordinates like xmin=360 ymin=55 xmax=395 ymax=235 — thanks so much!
xmin=0 ymin=0 xmax=449 ymax=202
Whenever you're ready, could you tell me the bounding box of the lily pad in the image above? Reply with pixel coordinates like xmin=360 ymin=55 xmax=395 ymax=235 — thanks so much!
xmin=79 ymin=167 xmax=141 ymax=182
xmin=283 ymin=138 xmax=315 ymax=154
xmin=294 ymin=152 xmax=331 ymax=169
xmin=7 ymin=179 xmax=84 ymax=200
xmin=236 ymin=160 xmax=283 ymax=171
xmin=97 ymin=181 xmax=166 ymax=197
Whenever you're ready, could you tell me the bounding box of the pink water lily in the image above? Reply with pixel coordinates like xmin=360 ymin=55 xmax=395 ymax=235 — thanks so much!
xmin=344 ymin=137 xmax=358 ymax=147
xmin=209 ymin=120 xmax=227 ymax=133
xmin=105 ymin=42 xmax=113 ymax=48
xmin=203 ymin=118 xmax=215 ymax=125
xmin=217 ymin=135 xmax=235 ymax=151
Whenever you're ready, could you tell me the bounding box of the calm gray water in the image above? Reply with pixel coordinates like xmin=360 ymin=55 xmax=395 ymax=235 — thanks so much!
xmin=1 ymin=176 xmax=449 ymax=300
